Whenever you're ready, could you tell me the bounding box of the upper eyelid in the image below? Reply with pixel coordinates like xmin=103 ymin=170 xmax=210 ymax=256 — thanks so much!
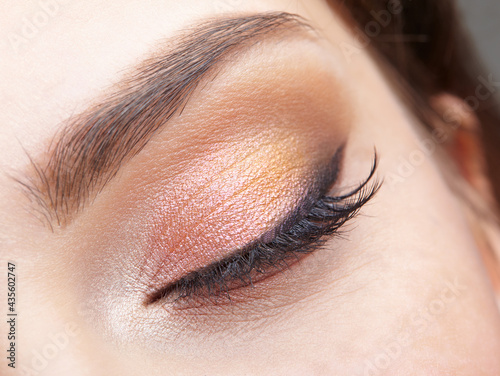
xmin=146 ymin=151 xmax=380 ymax=305
xmin=17 ymin=12 xmax=315 ymax=229
xmin=143 ymin=145 xmax=345 ymax=298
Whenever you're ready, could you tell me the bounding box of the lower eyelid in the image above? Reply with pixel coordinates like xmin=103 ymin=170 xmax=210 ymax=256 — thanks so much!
xmin=153 ymin=251 xmax=309 ymax=310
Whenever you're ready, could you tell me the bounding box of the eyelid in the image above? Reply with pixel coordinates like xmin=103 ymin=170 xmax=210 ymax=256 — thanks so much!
xmin=146 ymin=152 xmax=380 ymax=306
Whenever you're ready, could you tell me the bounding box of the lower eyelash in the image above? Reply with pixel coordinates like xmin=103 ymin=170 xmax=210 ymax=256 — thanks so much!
xmin=148 ymin=155 xmax=381 ymax=306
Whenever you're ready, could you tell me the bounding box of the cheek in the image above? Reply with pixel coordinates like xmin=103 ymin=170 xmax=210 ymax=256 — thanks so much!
xmin=386 ymin=165 xmax=500 ymax=372
xmin=287 ymin=44 xmax=500 ymax=369
xmin=338 ymin=129 xmax=500 ymax=370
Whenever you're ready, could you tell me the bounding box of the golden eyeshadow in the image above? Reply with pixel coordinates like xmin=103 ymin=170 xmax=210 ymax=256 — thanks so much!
xmin=145 ymin=137 xmax=318 ymax=279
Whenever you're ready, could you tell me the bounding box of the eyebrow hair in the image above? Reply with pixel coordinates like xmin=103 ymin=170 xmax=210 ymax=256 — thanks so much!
xmin=18 ymin=12 xmax=313 ymax=228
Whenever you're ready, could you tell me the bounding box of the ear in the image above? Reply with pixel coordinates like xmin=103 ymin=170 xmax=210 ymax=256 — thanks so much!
xmin=430 ymin=93 xmax=495 ymax=204
xmin=431 ymin=93 xmax=500 ymax=304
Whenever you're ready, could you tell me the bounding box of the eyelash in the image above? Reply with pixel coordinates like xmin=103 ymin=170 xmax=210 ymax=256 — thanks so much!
xmin=148 ymin=156 xmax=380 ymax=306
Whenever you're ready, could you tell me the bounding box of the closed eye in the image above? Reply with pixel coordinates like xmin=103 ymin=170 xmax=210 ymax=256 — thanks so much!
xmin=146 ymin=152 xmax=380 ymax=307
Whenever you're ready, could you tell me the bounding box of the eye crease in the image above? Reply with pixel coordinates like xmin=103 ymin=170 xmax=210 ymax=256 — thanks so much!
xmin=146 ymin=149 xmax=380 ymax=307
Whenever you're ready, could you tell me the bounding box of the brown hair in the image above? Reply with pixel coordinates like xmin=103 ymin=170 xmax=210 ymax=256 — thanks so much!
xmin=331 ymin=0 xmax=500 ymax=206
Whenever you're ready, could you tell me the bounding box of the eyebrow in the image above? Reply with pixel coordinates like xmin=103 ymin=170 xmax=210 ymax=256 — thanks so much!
xmin=18 ymin=12 xmax=313 ymax=228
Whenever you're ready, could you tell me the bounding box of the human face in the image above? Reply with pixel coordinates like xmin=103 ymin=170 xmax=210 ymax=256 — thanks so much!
xmin=1 ymin=1 xmax=499 ymax=375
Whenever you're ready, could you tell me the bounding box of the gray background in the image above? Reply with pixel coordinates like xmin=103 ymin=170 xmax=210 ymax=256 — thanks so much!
xmin=457 ymin=0 xmax=500 ymax=78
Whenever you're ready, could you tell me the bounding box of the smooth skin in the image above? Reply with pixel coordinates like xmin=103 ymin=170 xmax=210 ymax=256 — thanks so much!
xmin=1 ymin=1 xmax=500 ymax=375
